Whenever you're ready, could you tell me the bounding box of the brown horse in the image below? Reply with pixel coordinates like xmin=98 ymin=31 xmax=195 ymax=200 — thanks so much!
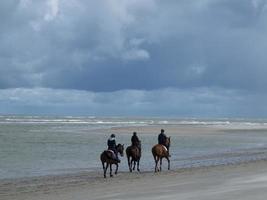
xmin=100 ymin=144 xmax=124 ymax=178
xmin=151 ymin=137 xmax=171 ymax=172
xmin=126 ymin=141 xmax=141 ymax=172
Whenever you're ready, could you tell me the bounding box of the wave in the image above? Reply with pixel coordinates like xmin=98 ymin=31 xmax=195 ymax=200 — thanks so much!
xmin=0 ymin=117 xmax=152 ymax=126
xmin=1 ymin=116 xmax=267 ymax=128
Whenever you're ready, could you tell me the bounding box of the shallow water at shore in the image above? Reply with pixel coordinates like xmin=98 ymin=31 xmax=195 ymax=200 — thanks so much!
xmin=1 ymin=116 xmax=267 ymax=180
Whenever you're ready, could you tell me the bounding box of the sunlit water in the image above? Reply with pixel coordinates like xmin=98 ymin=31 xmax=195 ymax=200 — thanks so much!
xmin=1 ymin=116 xmax=267 ymax=180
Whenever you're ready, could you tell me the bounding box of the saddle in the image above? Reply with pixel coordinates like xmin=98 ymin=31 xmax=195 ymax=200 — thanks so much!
xmin=105 ymin=150 xmax=116 ymax=160
xmin=159 ymin=145 xmax=171 ymax=157
xmin=161 ymin=145 xmax=168 ymax=152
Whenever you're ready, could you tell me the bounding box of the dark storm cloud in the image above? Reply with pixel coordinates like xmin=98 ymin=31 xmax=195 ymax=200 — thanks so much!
xmin=1 ymin=87 xmax=267 ymax=117
xmin=1 ymin=0 xmax=267 ymax=92
xmin=1 ymin=0 xmax=267 ymax=117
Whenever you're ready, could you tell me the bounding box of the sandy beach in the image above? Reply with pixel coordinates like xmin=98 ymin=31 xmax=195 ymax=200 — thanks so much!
xmin=1 ymin=160 xmax=267 ymax=200
xmin=1 ymin=124 xmax=267 ymax=200
xmin=2 ymin=0 xmax=267 ymax=199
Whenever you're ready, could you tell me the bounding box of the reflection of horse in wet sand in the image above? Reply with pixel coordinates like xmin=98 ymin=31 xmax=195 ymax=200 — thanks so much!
xmin=126 ymin=141 xmax=141 ymax=172
xmin=151 ymin=137 xmax=170 ymax=172
xmin=100 ymin=144 xmax=124 ymax=178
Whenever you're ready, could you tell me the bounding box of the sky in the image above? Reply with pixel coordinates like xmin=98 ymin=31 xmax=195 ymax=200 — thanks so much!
xmin=1 ymin=0 xmax=267 ymax=117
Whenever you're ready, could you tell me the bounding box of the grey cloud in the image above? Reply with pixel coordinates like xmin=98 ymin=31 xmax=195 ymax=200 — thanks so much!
xmin=0 ymin=0 xmax=267 ymax=117
xmin=0 ymin=87 xmax=266 ymax=117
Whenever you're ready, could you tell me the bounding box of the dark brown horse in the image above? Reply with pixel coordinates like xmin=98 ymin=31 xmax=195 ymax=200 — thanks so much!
xmin=100 ymin=144 xmax=124 ymax=178
xmin=151 ymin=137 xmax=171 ymax=172
xmin=126 ymin=141 xmax=141 ymax=172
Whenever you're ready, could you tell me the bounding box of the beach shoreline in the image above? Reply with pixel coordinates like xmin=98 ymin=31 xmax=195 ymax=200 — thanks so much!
xmin=2 ymin=159 xmax=267 ymax=200
xmin=2 ymin=121 xmax=267 ymax=199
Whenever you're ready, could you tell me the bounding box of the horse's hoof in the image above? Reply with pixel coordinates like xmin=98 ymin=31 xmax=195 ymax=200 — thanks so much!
xmin=110 ymin=174 xmax=113 ymax=177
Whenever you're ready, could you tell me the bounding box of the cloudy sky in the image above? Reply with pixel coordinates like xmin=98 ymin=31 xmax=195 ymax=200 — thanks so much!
xmin=1 ymin=0 xmax=267 ymax=117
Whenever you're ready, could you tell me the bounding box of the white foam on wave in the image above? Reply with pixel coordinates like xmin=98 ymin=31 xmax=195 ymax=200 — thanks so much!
xmin=1 ymin=116 xmax=267 ymax=129
xmin=0 ymin=116 xmax=153 ymax=126
xmin=177 ymin=120 xmax=231 ymax=125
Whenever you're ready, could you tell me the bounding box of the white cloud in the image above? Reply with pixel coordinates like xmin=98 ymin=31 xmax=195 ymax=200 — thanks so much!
xmin=252 ymin=0 xmax=264 ymax=9
xmin=19 ymin=0 xmax=31 ymax=9
xmin=129 ymin=38 xmax=146 ymax=46
xmin=122 ymin=49 xmax=150 ymax=61
xmin=187 ymin=64 xmax=206 ymax=77
xmin=44 ymin=0 xmax=59 ymax=21
xmin=1 ymin=0 xmax=267 ymax=119
xmin=0 ymin=87 xmax=266 ymax=117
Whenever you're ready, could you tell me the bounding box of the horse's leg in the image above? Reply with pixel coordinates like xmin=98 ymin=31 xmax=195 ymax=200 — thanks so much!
xmin=133 ymin=160 xmax=136 ymax=171
xmin=110 ymin=164 xmax=113 ymax=177
xmin=138 ymin=149 xmax=141 ymax=172
xmin=102 ymin=161 xmax=105 ymax=178
xmin=154 ymin=156 xmax=159 ymax=172
xmin=102 ymin=161 xmax=105 ymax=170
xmin=160 ymin=157 xmax=163 ymax=171
xmin=130 ymin=158 xmax=134 ymax=171
xmin=127 ymin=155 xmax=132 ymax=172
xmin=137 ymin=159 xmax=140 ymax=172
xmin=166 ymin=156 xmax=170 ymax=170
xmin=115 ymin=163 xmax=119 ymax=175
xmin=104 ymin=162 xmax=108 ymax=178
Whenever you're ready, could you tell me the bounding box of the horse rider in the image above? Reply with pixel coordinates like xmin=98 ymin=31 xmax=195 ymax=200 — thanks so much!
xmin=107 ymin=134 xmax=120 ymax=162
xmin=131 ymin=131 xmax=141 ymax=150
xmin=158 ymin=129 xmax=170 ymax=156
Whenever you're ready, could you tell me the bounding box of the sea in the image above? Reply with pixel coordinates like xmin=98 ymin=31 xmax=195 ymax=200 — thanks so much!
xmin=1 ymin=115 xmax=267 ymax=180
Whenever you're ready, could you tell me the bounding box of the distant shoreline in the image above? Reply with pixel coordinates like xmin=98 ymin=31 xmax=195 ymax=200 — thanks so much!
xmin=1 ymin=117 xmax=267 ymax=179
xmin=2 ymin=159 xmax=267 ymax=200
xmin=2 ymin=116 xmax=267 ymax=199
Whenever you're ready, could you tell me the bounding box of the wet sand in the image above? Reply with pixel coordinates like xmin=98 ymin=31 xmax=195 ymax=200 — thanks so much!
xmin=1 ymin=160 xmax=267 ymax=200
xmin=2 ymin=124 xmax=267 ymax=200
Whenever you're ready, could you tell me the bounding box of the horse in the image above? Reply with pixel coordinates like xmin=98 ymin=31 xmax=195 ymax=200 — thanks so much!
xmin=151 ymin=137 xmax=171 ymax=172
xmin=100 ymin=144 xmax=124 ymax=178
xmin=126 ymin=141 xmax=141 ymax=172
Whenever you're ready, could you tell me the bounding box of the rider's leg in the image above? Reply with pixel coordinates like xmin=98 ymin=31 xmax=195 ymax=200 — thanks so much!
xmin=166 ymin=146 xmax=171 ymax=157
xmin=114 ymin=150 xmax=120 ymax=163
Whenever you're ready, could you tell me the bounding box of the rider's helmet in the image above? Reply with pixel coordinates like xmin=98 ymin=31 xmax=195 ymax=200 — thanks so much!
xmin=111 ymin=134 xmax=115 ymax=138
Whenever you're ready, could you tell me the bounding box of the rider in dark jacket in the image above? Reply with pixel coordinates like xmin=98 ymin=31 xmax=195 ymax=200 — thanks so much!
xmin=158 ymin=129 xmax=170 ymax=156
xmin=131 ymin=132 xmax=140 ymax=147
xmin=131 ymin=132 xmax=141 ymax=152
xmin=107 ymin=134 xmax=120 ymax=162
xmin=158 ymin=129 xmax=167 ymax=145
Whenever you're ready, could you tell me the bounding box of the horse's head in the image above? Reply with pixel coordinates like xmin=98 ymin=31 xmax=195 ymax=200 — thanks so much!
xmin=116 ymin=144 xmax=124 ymax=157
xmin=165 ymin=137 xmax=171 ymax=149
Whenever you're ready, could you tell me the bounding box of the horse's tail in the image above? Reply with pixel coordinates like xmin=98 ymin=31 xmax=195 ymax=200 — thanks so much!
xmin=100 ymin=152 xmax=105 ymax=169
xmin=101 ymin=150 xmax=108 ymax=160
xmin=126 ymin=146 xmax=131 ymax=159
xmin=126 ymin=146 xmax=140 ymax=160
xmin=151 ymin=145 xmax=157 ymax=161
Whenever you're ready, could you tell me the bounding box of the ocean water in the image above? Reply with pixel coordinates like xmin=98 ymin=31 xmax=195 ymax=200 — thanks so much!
xmin=1 ymin=116 xmax=267 ymax=180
